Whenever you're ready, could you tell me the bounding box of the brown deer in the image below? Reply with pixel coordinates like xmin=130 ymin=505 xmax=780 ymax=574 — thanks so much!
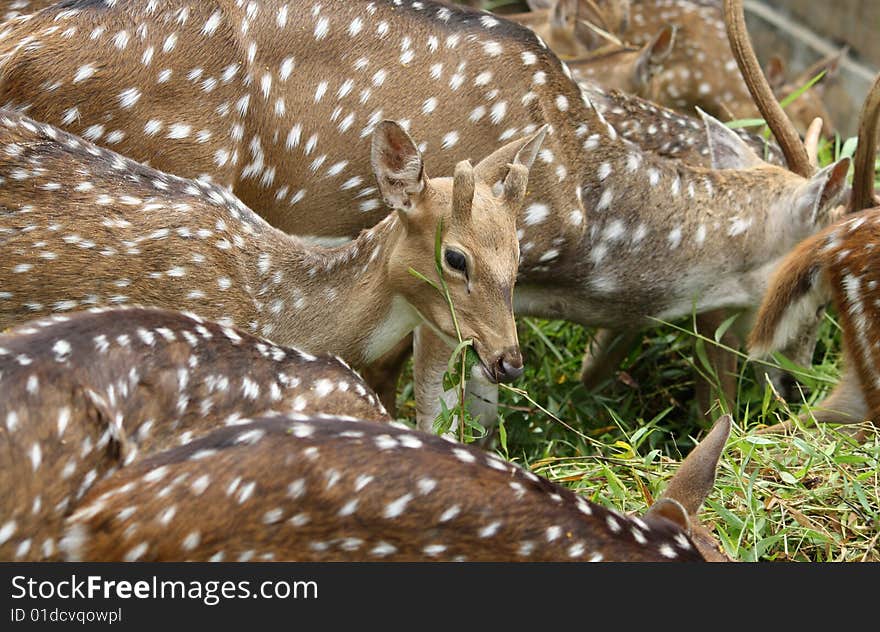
xmin=60 ymin=413 xmax=733 ymax=562
xmin=0 ymin=110 xmax=546 ymax=390
xmin=765 ymin=49 xmax=846 ymax=140
xmin=0 ymin=306 xmax=390 ymax=561
xmin=749 ymin=71 xmax=880 ymax=428
xmin=512 ymin=0 xmax=840 ymax=139
xmin=0 ymin=0 xmax=848 ymax=432
xmin=581 ymin=80 xmax=785 ymax=167
xmin=624 ymin=0 xmax=841 ymax=138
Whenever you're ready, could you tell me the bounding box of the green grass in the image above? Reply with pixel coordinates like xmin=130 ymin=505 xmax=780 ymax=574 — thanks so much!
xmin=396 ymin=309 xmax=880 ymax=562
xmin=395 ymin=0 xmax=880 ymax=561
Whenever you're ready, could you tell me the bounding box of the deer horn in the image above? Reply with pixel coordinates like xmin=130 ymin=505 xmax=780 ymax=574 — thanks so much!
xmin=502 ymin=163 xmax=530 ymax=209
xmin=850 ymin=72 xmax=880 ymax=213
xmin=723 ymin=0 xmax=812 ymax=177
xmin=452 ymin=160 xmax=475 ymax=221
xmin=803 ymin=117 xmax=823 ymax=169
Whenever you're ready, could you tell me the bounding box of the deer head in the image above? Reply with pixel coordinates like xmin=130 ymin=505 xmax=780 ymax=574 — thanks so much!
xmin=569 ymin=25 xmax=676 ymax=96
xmin=513 ymin=0 xmax=631 ymax=57
xmin=375 ymin=121 xmax=547 ymax=384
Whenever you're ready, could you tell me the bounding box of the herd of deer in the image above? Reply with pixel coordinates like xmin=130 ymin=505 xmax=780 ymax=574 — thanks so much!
xmin=0 ymin=0 xmax=876 ymax=562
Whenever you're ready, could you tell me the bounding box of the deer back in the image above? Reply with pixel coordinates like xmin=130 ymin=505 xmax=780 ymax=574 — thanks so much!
xmin=61 ymin=414 xmax=734 ymax=562
xmin=0 ymin=306 xmax=388 ymax=560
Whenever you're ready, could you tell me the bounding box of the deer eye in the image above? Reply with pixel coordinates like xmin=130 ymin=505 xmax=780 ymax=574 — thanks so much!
xmin=444 ymin=249 xmax=468 ymax=275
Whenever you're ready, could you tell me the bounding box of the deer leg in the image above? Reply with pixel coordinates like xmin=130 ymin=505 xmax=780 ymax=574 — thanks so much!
xmin=413 ymin=325 xmax=457 ymax=433
xmin=414 ymin=327 xmax=501 ymax=436
xmin=359 ymin=333 xmax=414 ymax=417
xmin=694 ymin=309 xmax=740 ymax=423
xmin=580 ymin=328 xmax=639 ymax=390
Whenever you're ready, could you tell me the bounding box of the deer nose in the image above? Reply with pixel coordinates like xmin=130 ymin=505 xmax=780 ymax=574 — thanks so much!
xmin=776 ymin=372 xmax=809 ymax=401
xmin=489 ymin=348 xmax=524 ymax=383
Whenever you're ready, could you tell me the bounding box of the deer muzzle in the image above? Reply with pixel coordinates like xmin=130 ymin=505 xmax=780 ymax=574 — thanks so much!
xmin=482 ymin=347 xmax=524 ymax=384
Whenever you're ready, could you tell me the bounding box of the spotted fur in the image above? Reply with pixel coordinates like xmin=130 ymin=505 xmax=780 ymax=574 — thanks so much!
xmin=0 ymin=1 xmax=848 ymax=427
xmin=0 ymin=306 xmax=389 ymax=561
xmin=0 ymin=108 xmax=541 ymax=385
xmin=61 ymin=414 xmax=728 ymax=562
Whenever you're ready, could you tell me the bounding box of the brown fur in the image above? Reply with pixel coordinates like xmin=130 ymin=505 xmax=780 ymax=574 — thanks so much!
xmin=0 ymin=0 xmax=848 ymax=429
xmin=0 ymin=110 xmax=542 ymax=392
xmin=61 ymin=414 xmax=732 ymax=562
xmin=0 ymin=307 xmax=389 ymax=560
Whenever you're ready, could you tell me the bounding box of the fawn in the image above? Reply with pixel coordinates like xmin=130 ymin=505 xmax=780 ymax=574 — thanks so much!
xmin=0 ymin=306 xmax=389 ymax=560
xmin=0 ymin=110 xmax=547 ymax=391
xmin=60 ymin=413 xmax=733 ymax=561
xmin=0 ymin=0 xmax=849 ymax=430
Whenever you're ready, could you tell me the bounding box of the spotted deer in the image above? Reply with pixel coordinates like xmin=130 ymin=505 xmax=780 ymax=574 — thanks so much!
xmin=0 ymin=306 xmax=390 ymax=561
xmin=624 ymin=0 xmax=840 ymax=137
xmin=749 ymin=71 xmax=880 ymax=428
xmin=581 ymin=81 xmax=784 ymax=167
xmin=513 ymin=0 xmax=840 ymax=138
xmin=0 ymin=110 xmax=546 ymax=392
xmin=0 ymin=0 xmax=849 ymax=431
xmin=59 ymin=413 xmax=733 ymax=561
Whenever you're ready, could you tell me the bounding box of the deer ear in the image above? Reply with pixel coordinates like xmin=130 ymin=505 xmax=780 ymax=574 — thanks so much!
xmin=658 ymin=414 xmax=731 ymax=517
xmin=371 ymin=120 xmax=427 ymax=213
xmin=473 ymin=125 xmax=548 ymax=192
xmin=645 ymin=498 xmax=692 ymax=534
xmin=796 ymin=157 xmax=851 ymax=225
xmin=698 ymin=108 xmax=764 ymax=170
xmin=552 ymin=0 xmax=575 ymax=27
xmin=527 ymin=0 xmax=556 ymax=9
xmin=766 ymin=55 xmax=786 ymax=90
xmin=634 ymin=25 xmax=675 ymax=88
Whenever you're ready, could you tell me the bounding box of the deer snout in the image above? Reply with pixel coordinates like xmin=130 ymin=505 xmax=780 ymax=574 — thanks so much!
xmin=483 ymin=347 xmax=524 ymax=384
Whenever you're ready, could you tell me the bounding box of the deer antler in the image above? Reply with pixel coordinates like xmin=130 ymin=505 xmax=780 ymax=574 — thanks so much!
xmin=803 ymin=117 xmax=823 ymax=169
xmin=723 ymin=0 xmax=811 ymax=177
xmin=851 ymin=73 xmax=880 ymax=213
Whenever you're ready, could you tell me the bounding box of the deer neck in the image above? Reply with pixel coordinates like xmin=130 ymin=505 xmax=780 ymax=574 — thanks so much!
xmin=256 ymin=213 xmax=422 ymax=367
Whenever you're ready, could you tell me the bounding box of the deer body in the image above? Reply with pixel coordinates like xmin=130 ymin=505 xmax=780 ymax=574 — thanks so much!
xmin=624 ymin=0 xmax=839 ymax=136
xmin=0 ymin=307 xmax=389 ymax=561
xmin=749 ymin=213 xmax=880 ymax=425
xmin=61 ymin=414 xmax=733 ymax=562
xmin=0 ymin=1 xmax=848 ymax=426
xmin=580 ymin=81 xmax=784 ymax=168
